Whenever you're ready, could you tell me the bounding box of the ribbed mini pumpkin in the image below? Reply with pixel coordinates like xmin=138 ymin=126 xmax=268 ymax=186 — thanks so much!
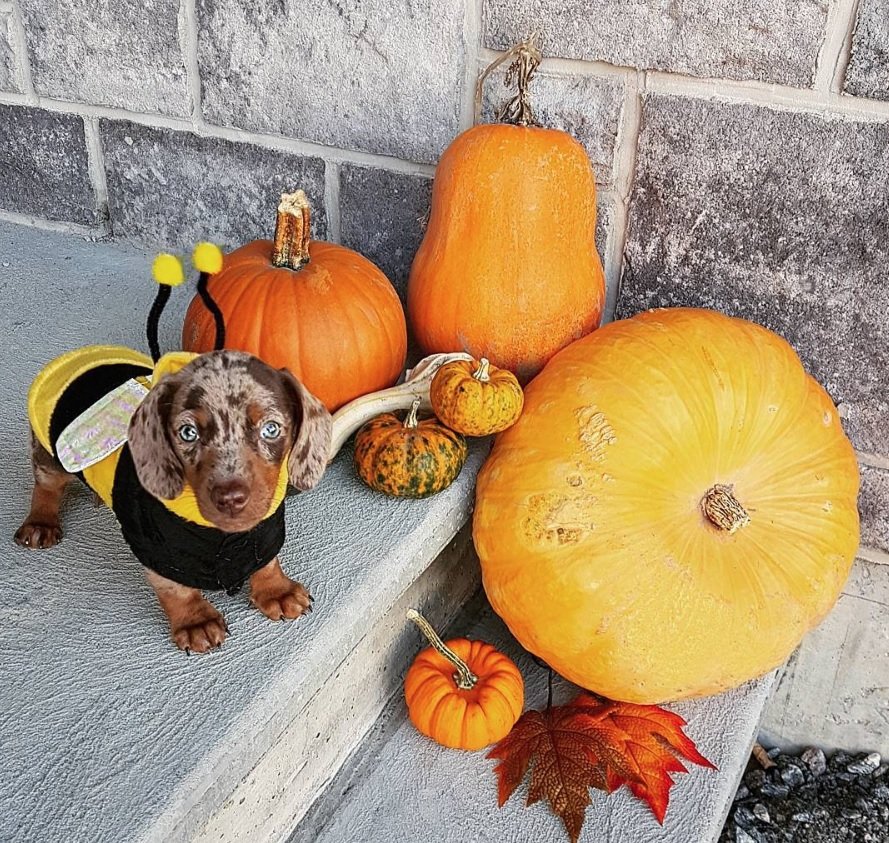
xmin=474 ymin=308 xmax=860 ymax=703
xmin=354 ymin=398 xmax=467 ymax=498
xmin=182 ymin=191 xmax=407 ymax=412
xmin=430 ymin=357 xmax=524 ymax=436
xmin=404 ymin=610 xmax=524 ymax=750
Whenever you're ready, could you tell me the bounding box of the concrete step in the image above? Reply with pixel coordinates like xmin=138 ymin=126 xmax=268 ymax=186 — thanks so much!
xmin=293 ymin=602 xmax=779 ymax=843
xmin=0 ymin=220 xmax=487 ymax=843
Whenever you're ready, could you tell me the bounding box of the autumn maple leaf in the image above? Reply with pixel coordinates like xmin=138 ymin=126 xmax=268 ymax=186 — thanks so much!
xmin=487 ymin=702 xmax=642 ymax=842
xmin=571 ymin=694 xmax=718 ymax=824
xmin=488 ymin=693 xmax=716 ymax=841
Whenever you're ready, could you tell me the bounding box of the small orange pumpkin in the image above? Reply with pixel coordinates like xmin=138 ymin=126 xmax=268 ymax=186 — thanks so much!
xmin=404 ymin=609 xmax=524 ymax=750
xmin=182 ymin=190 xmax=407 ymax=411
xmin=430 ymin=357 xmax=524 ymax=436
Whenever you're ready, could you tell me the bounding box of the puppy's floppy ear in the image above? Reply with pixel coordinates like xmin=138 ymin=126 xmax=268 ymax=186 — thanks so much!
xmin=127 ymin=377 xmax=185 ymax=500
xmin=279 ymin=369 xmax=332 ymax=491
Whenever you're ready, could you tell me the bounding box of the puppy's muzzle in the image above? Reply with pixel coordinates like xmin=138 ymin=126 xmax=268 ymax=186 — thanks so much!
xmin=210 ymin=480 xmax=251 ymax=517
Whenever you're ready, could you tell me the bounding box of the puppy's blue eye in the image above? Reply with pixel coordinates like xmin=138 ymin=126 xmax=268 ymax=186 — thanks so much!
xmin=261 ymin=421 xmax=281 ymax=440
xmin=179 ymin=424 xmax=199 ymax=443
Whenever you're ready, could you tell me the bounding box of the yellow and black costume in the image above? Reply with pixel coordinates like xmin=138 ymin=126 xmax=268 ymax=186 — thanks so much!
xmin=27 ymin=246 xmax=289 ymax=595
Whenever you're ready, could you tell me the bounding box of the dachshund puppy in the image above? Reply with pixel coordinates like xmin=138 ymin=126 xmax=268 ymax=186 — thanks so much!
xmin=15 ymin=350 xmax=332 ymax=653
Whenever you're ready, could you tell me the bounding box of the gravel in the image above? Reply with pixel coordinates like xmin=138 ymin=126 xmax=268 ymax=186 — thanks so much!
xmin=720 ymin=748 xmax=889 ymax=842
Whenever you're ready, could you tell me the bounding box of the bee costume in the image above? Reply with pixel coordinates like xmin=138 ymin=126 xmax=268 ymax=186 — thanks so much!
xmin=28 ymin=244 xmax=288 ymax=594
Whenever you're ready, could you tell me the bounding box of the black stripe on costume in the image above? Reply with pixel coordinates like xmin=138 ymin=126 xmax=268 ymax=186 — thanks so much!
xmin=48 ymin=363 xmax=153 ymax=450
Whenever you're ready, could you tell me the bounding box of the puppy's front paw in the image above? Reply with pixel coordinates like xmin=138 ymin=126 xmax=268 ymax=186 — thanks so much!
xmin=170 ymin=599 xmax=228 ymax=653
xmin=14 ymin=519 xmax=62 ymax=549
xmin=252 ymin=578 xmax=312 ymax=621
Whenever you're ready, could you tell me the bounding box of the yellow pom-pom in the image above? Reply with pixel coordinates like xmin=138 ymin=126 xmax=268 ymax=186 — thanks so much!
xmin=192 ymin=242 xmax=224 ymax=275
xmin=152 ymin=253 xmax=185 ymax=287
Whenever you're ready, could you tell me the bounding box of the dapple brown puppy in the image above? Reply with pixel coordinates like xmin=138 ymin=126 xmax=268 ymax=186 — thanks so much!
xmin=16 ymin=350 xmax=332 ymax=653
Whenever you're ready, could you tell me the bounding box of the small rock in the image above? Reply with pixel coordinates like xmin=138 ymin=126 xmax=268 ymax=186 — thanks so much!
xmin=848 ymin=752 xmax=882 ymax=776
xmin=760 ymin=782 xmax=790 ymax=799
xmin=842 ymin=808 xmax=863 ymax=820
xmin=831 ymin=750 xmax=853 ymax=769
xmin=734 ymin=805 xmax=757 ymax=828
xmin=767 ymin=746 xmax=782 ymax=759
xmin=780 ymin=765 xmax=806 ymax=788
xmin=752 ymin=803 xmax=770 ymax=823
xmin=874 ymin=763 xmax=889 ymax=780
xmin=791 ymin=811 xmax=813 ymax=823
xmin=735 ymin=828 xmax=758 ymax=843
xmin=734 ymin=784 xmax=750 ymax=802
xmin=874 ymin=784 xmax=889 ymax=803
xmin=801 ymin=747 xmax=827 ymax=776
xmin=856 ymin=797 xmax=874 ymax=814
xmin=880 ymin=805 xmax=889 ymax=822
xmin=745 ymin=769 xmax=766 ymax=791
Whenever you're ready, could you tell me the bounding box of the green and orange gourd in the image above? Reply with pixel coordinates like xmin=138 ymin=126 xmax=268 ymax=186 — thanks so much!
xmin=354 ymin=397 xmax=467 ymax=498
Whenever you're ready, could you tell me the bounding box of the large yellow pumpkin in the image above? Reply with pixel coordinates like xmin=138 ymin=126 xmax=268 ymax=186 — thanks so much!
xmin=474 ymin=308 xmax=860 ymax=703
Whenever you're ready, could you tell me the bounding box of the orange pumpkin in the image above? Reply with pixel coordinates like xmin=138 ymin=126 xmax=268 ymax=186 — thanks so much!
xmin=404 ymin=609 xmax=524 ymax=750
xmin=474 ymin=308 xmax=860 ymax=703
xmin=407 ymin=44 xmax=604 ymax=382
xmin=182 ymin=191 xmax=407 ymax=411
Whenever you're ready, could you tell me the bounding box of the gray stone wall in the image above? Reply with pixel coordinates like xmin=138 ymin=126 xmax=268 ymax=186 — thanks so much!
xmin=0 ymin=5 xmax=887 ymax=571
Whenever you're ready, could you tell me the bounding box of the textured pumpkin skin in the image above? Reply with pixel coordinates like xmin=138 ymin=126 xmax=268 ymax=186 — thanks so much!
xmin=407 ymin=124 xmax=605 ymax=383
xmin=474 ymin=308 xmax=860 ymax=704
xmin=182 ymin=240 xmax=407 ymax=412
xmin=430 ymin=358 xmax=524 ymax=436
xmin=354 ymin=412 xmax=467 ymax=498
xmin=404 ymin=638 xmax=524 ymax=750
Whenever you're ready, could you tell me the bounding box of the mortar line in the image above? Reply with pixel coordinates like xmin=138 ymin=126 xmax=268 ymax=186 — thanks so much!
xmin=831 ymin=0 xmax=862 ymax=93
xmin=182 ymin=0 xmax=202 ymax=131
xmin=8 ymin=0 xmax=35 ymax=100
xmin=646 ymin=70 xmax=889 ymax=121
xmin=602 ymin=70 xmax=643 ymax=323
xmin=323 ymin=160 xmax=341 ymax=243
xmin=857 ymin=450 xmax=889 ymax=471
xmin=459 ymin=0 xmax=484 ymax=129
xmin=478 ymin=45 xmax=636 ymax=82
xmin=0 ymin=208 xmax=106 ymax=238
xmin=83 ymin=116 xmax=111 ymax=234
xmin=0 ymin=90 xmax=438 ymax=176
xmin=858 ymin=546 xmax=889 ymax=567
xmin=815 ymin=0 xmax=859 ymax=92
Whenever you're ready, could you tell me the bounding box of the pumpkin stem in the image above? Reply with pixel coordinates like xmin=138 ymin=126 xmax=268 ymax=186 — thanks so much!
xmin=473 ymin=357 xmax=491 ymax=383
xmin=403 ymin=396 xmax=422 ymax=429
xmin=271 ymin=190 xmax=311 ymax=271
xmin=474 ymin=34 xmax=541 ymax=127
xmin=702 ymin=484 xmax=750 ymax=534
xmin=406 ymin=609 xmax=478 ymax=691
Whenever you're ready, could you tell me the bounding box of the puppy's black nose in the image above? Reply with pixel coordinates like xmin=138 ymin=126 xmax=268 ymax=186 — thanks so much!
xmin=211 ymin=481 xmax=250 ymax=516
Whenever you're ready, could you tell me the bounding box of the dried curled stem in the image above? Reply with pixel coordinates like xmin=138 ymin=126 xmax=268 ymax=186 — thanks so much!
xmin=474 ymin=34 xmax=542 ymax=127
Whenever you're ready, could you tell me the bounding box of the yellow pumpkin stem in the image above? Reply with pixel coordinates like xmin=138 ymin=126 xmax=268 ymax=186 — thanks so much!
xmin=271 ymin=190 xmax=311 ymax=271
xmin=474 ymin=35 xmax=542 ymax=127
xmin=406 ymin=609 xmax=478 ymax=691
xmin=473 ymin=357 xmax=491 ymax=383
xmin=702 ymin=484 xmax=750 ymax=534
xmin=403 ymin=396 xmax=422 ymax=429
